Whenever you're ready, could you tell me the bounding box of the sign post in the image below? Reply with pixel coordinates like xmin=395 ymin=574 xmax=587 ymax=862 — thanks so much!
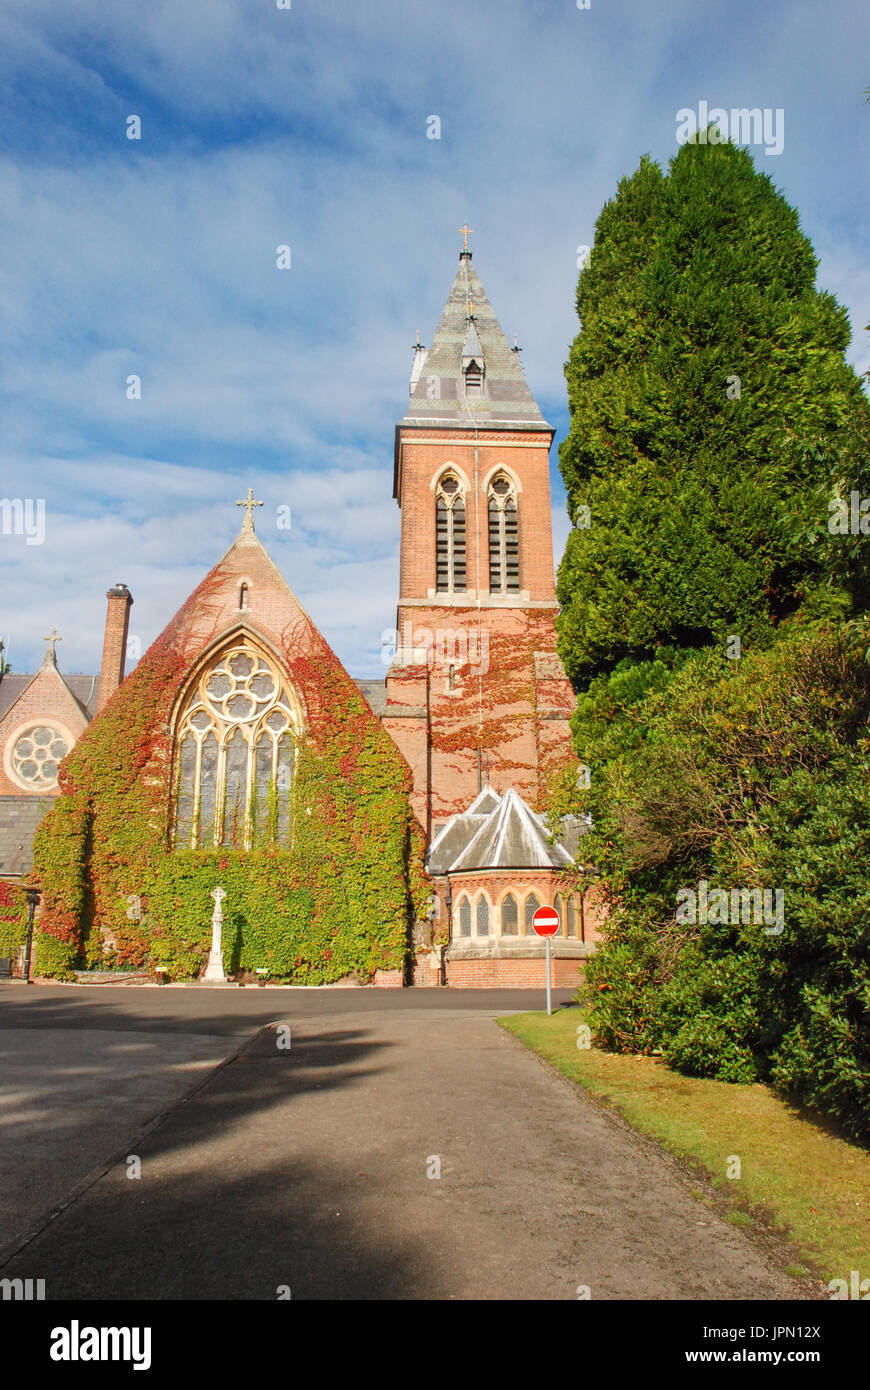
xmin=532 ymin=904 xmax=560 ymax=1016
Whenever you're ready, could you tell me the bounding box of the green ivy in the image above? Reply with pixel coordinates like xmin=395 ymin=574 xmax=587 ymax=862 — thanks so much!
xmin=31 ymin=569 xmax=429 ymax=983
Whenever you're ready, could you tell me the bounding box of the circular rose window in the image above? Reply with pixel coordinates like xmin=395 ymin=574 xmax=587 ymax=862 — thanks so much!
xmin=11 ymin=725 xmax=70 ymax=790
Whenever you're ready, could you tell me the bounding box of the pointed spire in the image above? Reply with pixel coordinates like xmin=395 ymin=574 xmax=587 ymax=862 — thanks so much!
xmin=410 ymin=329 xmax=429 ymax=391
xmin=401 ymin=249 xmax=549 ymax=430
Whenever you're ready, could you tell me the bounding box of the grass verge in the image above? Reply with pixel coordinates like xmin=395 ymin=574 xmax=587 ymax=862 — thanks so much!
xmin=499 ymin=1006 xmax=869 ymax=1287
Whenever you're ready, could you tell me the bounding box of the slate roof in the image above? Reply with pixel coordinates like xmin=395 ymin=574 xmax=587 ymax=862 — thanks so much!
xmin=427 ymin=786 xmax=582 ymax=874
xmin=0 ymin=672 xmax=98 ymax=722
xmin=354 ymin=679 xmax=387 ymax=717
xmin=399 ymin=252 xmax=552 ymax=434
xmin=427 ymin=786 xmax=502 ymax=874
xmin=0 ymin=795 xmax=52 ymax=875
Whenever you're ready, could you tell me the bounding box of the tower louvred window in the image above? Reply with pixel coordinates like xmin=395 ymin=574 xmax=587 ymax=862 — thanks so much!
xmin=173 ymin=641 xmax=301 ymax=850
xmin=464 ymin=360 xmax=484 ymax=395
xmin=488 ymin=473 xmax=519 ymax=594
xmin=435 ymin=472 xmax=467 ymax=593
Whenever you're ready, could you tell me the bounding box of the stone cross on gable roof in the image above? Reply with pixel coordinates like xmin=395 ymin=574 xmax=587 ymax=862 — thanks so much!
xmin=42 ymin=627 xmax=61 ymax=666
xmin=236 ymin=488 xmax=264 ymax=531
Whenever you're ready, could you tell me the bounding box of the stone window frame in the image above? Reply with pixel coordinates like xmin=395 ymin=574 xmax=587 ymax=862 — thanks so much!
xmin=4 ymin=718 xmax=76 ymax=793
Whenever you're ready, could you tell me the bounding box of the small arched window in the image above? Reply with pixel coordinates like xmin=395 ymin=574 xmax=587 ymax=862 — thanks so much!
xmin=457 ymin=896 xmax=471 ymax=938
xmin=436 ymin=472 xmax=467 ymax=593
xmin=239 ymin=583 xmax=249 ymax=611
xmin=565 ymin=897 xmax=576 ymax=938
xmin=554 ymin=892 xmax=566 ymax=936
xmin=524 ymin=892 xmax=540 ymax=935
xmin=488 ymin=473 xmax=519 ymax=594
xmin=476 ymin=895 xmax=490 ymax=936
xmin=501 ymin=893 xmax=518 ymax=936
xmin=464 ymin=360 xmax=484 ymax=396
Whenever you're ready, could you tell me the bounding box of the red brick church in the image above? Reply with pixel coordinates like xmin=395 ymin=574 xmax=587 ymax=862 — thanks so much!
xmin=0 ymin=244 xmax=601 ymax=986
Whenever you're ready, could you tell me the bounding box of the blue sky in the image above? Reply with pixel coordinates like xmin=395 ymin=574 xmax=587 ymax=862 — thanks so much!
xmin=1 ymin=0 xmax=868 ymax=678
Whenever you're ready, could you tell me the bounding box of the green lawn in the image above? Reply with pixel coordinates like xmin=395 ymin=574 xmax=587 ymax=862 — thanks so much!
xmin=500 ymin=1007 xmax=869 ymax=1286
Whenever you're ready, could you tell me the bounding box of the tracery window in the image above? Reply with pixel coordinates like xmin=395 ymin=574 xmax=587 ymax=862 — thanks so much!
xmin=173 ymin=642 xmax=300 ymax=850
xmin=10 ymin=724 xmax=70 ymax=790
xmin=488 ymin=473 xmax=519 ymax=594
xmin=436 ymin=472 xmax=467 ymax=593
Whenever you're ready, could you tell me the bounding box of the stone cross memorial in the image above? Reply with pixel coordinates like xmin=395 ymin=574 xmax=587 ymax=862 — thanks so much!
xmin=203 ymin=886 xmax=228 ymax=983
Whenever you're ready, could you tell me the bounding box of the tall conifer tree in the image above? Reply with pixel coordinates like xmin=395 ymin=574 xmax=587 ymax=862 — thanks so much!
xmin=556 ymin=140 xmax=870 ymax=683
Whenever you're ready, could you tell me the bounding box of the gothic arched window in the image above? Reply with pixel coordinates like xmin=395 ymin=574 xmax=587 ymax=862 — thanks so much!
xmin=457 ymin=895 xmax=472 ymax=938
xmin=501 ymin=893 xmax=518 ymax=936
xmin=173 ymin=641 xmax=301 ymax=851
xmin=436 ymin=472 xmax=467 ymax=594
xmin=488 ymin=473 xmax=519 ymax=594
xmin=554 ymin=892 xmax=566 ymax=936
xmin=565 ymin=896 xmax=576 ymax=937
xmin=524 ymin=892 xmax=540 ymax=935
xmin=464 ymin=360 xmax=484 ymax=396
xmin=476 ymin=894 xmax=490 ymax=936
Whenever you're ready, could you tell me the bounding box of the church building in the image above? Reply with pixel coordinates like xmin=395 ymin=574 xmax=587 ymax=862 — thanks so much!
xmin=0 ymin=243 xmax=600 ymax=986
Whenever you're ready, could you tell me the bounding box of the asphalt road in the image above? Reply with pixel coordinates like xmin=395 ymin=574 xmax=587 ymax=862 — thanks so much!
xmin=0 ymin=984 xmax=800 ymax=1300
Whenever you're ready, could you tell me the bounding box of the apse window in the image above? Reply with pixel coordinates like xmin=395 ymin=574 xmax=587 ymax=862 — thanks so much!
xmin=173 ymin=642 xmax=300 ymax=851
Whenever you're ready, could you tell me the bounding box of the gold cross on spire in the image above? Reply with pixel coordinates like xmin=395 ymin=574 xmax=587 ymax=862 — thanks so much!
xmin=42 ymin=627 xmax=61 ymax=665
xmin=236 ymin=488 xmax=264 ymax=530
xmin=458 ymin=223 xmax=474 ymax=251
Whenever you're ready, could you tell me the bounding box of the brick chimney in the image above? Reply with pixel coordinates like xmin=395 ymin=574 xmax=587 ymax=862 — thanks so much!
xmin=97 ymin=583 xmax=133 ymax=713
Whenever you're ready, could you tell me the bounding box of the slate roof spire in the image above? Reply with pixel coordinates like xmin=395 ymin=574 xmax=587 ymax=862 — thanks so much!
xmin=400 ymin=248 xmax=550 ymax=431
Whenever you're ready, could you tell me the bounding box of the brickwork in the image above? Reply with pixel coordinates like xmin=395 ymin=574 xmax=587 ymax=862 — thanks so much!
xmin=443 ymin=955 xmax=586 ymax=989
xmin=0 ymin=665 xmax=89 ymax=797
xmin=97 ymin=584 xmax=133 ymax=713
xmin=395 ymin=430 xmax=558 ymax=603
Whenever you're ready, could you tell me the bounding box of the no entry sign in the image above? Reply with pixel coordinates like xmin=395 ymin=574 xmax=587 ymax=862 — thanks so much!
xmin=532 ymin=905 xmax=560 ymax=938
xmin=533 ymin=904 xmax=560 ymax=1015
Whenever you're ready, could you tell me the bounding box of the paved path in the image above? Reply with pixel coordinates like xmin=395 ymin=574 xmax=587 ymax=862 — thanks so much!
xmin=0 ymin=987 xmax=799 ymax=1300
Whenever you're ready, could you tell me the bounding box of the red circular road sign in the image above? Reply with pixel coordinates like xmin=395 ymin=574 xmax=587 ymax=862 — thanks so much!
xmin=532 ymin=905 xmax=560 ymax=938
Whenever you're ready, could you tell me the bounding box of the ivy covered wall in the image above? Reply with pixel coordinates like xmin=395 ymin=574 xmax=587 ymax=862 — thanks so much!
xmin=30 ymin=539 xmax=428 ymax=982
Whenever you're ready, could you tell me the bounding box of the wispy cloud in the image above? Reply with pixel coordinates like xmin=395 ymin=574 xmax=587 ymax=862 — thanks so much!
xmin=1 ymin=0 xmax=867 ymax=676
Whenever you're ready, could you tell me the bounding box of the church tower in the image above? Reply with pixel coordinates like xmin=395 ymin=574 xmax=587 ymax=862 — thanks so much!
xmin=384 ymin=237 xmax=576 ymax=839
